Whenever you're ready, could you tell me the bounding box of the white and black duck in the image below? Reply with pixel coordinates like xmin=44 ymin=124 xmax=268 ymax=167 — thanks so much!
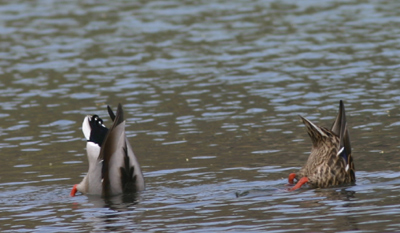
xmin=70 ymin=104 xmax=145 ymax=197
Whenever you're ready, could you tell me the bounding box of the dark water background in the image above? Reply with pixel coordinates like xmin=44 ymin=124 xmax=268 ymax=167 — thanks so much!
xmin=1 ymin=0 xmax=400 ymax=232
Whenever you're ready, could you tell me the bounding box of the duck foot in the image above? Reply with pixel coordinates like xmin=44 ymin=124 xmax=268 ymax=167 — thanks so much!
xmin=70 ymin=184 xmax=78 ymax=197
xmin=288 ymin=173 xmax=296 ymax=184
xmin=289 ymin=177 xmax=308 ymax=191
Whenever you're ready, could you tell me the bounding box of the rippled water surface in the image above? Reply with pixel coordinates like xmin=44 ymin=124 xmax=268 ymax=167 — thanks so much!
xmin=1 ymin=0 xmax=400 ymax=232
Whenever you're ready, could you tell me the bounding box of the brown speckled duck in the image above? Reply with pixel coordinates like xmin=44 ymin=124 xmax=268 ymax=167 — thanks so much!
xmin=288 ymin=100 xmax=355 ymax=191
xmin=70 ymin=104 xmax=145 ymax=197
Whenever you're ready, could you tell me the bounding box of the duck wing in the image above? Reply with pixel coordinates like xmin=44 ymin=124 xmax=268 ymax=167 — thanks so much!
xmin=100 ymin=104 xmax=145 ymax=197
xmin=331 ymin=100 xmax=346 ymax=137
xmin=107 ymin=105 xmax=116 ymax=122
xmin=331 ymin=100 xmax=355 ymax=181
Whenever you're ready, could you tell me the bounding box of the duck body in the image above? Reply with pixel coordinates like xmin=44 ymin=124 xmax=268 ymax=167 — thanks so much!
xmin=288 ymin=100 xmax=355 ymax=190
xmin=71 ymin=104 xmax=145 ymax=197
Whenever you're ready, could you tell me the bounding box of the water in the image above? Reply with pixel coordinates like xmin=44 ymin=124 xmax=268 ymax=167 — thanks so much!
xmin=1 ymin=0 xmax=400 ymax=232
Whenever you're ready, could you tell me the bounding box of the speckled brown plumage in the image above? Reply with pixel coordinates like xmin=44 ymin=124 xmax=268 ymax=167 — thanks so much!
xmin=289 ymin=100 xmax=355 ymax=189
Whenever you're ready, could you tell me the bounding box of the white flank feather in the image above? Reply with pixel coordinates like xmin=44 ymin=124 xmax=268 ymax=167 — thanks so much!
xmin=82 ymin=115 xmax=92 ymax=141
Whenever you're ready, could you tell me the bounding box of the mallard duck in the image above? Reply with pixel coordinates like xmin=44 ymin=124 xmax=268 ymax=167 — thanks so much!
xmin=288 ymin=100 xmax=355 ymax=191
xmin=70 ymin=104 xmax=145 ymax=197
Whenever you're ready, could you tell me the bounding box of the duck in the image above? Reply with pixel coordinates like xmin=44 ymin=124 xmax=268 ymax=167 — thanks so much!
xmin=288 ymin=100 xmax=355 ymax=191
xmin=70 ymin=104 xmax=145 ymax=197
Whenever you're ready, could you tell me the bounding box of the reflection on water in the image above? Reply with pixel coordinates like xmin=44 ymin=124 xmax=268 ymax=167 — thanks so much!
xmin=1 ymin=0 xmax=400 ymax=232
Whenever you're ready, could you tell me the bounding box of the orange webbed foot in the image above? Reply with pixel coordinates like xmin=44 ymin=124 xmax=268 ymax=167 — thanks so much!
xmin=70 ymin=184 xmax=78 ymax=197
xmin=288 ymin=173 xmax=296 ymax=185
xmin=289 ymin=177 xmax=309 ymax=191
